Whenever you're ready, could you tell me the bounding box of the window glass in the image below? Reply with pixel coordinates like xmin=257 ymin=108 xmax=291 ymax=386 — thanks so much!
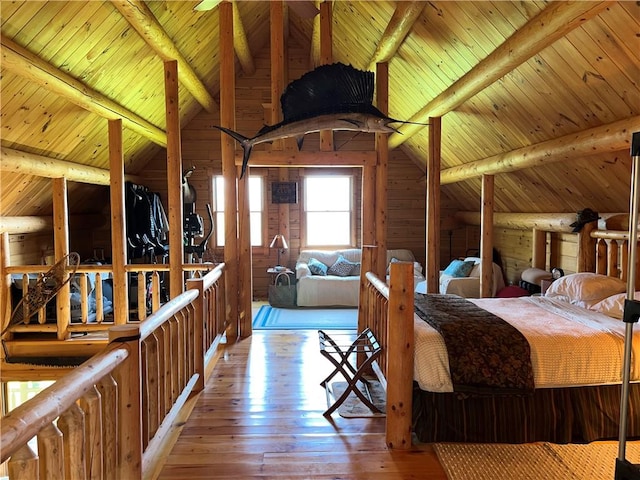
xmin=304 ymin=175 xmax=352 ymax=246
xmin=213 ymin=176 xmax=263 ymax=247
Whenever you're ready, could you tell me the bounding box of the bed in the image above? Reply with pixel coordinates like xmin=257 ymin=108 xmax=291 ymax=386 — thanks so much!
xmin=357 ymin=229 xmax=640 ymax=447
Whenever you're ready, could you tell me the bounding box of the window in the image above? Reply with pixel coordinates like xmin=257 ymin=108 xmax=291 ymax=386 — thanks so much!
xmin=304 ymin=175 xmax=353 ymax=246
xmin=213 ymin=175 xmax=264 ymax=247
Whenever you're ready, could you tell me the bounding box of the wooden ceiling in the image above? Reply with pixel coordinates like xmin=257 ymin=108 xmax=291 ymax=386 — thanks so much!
xmin=1 ymin=1 xmax=639 ymax=221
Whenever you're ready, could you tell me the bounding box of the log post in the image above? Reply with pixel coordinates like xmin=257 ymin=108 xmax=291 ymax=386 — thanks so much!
xmin=480 ymin=175 xmax=494 ymax=298
xmin=52 ymin=177 xmax=71 ymax=340
xmin=165 ymin=60 xmax=185 ymax=299
xmin=577 ymin=221 xmax=598 ymax=272
xmin=319 ymin=1 xmax=334 ymax=151
xmin=220 ymin=1 xmax=239 ymax=340
xmin=385 ymin=262 xmax=413 ymax=450
xmin=110 ymin=324 xmax=143 ymax=479
xmin=109 ymin=119 xmax=129 ymax=325
xmin=375 ymin=63 xmax=389 ymax=279
xmin=425 ymin=117 xmax=440 ymax=293
xmin=532 ymin=228 xmax=547 ymax=270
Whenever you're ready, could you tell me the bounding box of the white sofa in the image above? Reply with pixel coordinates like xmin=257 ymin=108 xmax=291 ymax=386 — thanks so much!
xmin=296 ymin=248 xmax=424 ymax=307
xmin=415 ymin=256 xmax=505 ymax=298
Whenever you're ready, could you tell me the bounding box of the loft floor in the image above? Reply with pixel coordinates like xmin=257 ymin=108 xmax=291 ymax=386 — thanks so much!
xmin=156 ymin=327 xmax=447 ymax=479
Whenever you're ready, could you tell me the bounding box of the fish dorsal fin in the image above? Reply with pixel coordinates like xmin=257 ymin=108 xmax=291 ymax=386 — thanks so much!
xmin=280 ymin=63 xmax=379 ymax=123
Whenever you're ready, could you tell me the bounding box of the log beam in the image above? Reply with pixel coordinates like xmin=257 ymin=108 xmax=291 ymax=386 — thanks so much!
xmin=0 ymin=34 xmax=167 ymax=147
xmin=441 ymin=116 xmax=640 ymax=184
xmin=388 ymin=1 xmax=609 ymax=149
xmin=456 ymin=211 xmax=579 ymax=232
xmin=0 ymin=147 xmax=142 ymax=185
xmin=367 ymin=2 xmax=424 ymax=71
xmin=237 ymin=150 xmax=376 ymax=168
xmin=111 ymin=0 xmax=218 ymax=113
xmin=232 ymin=1 xmax=256 ymax=76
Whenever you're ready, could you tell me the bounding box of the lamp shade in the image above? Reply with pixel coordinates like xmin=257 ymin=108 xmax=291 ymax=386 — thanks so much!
xmin=269 ymin=234 xmax=288 ymax=250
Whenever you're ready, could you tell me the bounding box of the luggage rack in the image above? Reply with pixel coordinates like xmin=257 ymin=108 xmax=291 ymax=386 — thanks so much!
xmin=318 ymin=328 xmax=383 ymax=417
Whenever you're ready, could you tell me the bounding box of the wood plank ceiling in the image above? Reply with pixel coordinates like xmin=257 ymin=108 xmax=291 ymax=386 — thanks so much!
xmin=0 ymin=1 xmax=638 ymax=220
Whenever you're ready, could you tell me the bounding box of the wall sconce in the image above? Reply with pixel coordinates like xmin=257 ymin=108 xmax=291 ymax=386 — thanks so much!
xmin=269 ymin=234 xmax=288 ymax=268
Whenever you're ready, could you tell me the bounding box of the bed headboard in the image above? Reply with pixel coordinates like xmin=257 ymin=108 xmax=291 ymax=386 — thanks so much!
xmin=578 ymin=220 xmax=640 ymax=289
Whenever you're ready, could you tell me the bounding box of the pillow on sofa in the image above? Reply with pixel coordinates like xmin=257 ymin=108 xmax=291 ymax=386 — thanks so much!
xmin=308 ymin=257 xmax=328 ymax=276
xmin=442 ymin=259 xmax=476 ymax=278
xmin=328 ymin=255 xmax=357 ymax=277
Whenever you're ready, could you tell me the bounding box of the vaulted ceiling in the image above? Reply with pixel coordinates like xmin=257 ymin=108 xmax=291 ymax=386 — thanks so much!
xmin=1 ymin=1 xmax=639 ymax=221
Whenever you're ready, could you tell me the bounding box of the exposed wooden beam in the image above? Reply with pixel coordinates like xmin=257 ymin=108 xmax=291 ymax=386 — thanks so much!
xmin=367 ymin=2 xmax=424 ymax=71
xmin=0 ymin=147 xmax=143 ymax=185
xmin=479 ymin=175 xmax=494 ymax=298
xmin=0 ymin=34 xmax=167 ymax=147
xmin=455 ymin=211 xmax=581 ymax=232
xmin=237 ymin=150 xmax=376 ymax=168
xmin=441 ymin=115 xmax=640 ymax=184
xmin=310 ymin=1 xmax=332 ymax=68
xmin=388 ymin=1 xmax=609 ymax=149
xmin=425 ymin=117 xmax=441 ymax=294
xmin=111 ymin=0 xmax=218 ymax=113
xmin=232 ymin=1 xmax=256 ymax=76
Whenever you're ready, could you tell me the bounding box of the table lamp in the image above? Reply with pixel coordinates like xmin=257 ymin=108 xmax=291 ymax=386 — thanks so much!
xmin=270 ymin=234 xmax=288 ymax=269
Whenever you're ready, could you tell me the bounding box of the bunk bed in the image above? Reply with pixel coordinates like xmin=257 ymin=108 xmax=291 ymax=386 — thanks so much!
xmin=358 ymin=226 xmax=640 ymax=447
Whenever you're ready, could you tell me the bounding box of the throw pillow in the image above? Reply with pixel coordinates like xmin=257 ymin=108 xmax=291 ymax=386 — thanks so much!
xmin=351 ymin=262 xmax=361 ymax=276
xmin=308 ymin=257 xmax=328 ymax=276
xmin=442 ymin=259 xmax=476 ymax=278
xmin=328 ymin=255 xmax=357 ymax=277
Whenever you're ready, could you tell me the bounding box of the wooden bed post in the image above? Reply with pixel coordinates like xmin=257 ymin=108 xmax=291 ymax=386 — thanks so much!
xmin=386 ymin=262 xmax=414 ymax=449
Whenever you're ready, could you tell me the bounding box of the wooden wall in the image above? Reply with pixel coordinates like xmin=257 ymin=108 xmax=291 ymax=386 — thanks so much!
xmin=142 ymin=44 xmax=428 ymax=300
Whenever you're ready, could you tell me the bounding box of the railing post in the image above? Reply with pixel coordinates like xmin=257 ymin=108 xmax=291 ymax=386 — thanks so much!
xmin=359 ymin=246 xmax=377 ymax=333
xmin=186 ymin=278 xmax=206 ymax=393
xmin=386 ymin=262 xmax=414 ymax=450
xmin=110 ymin=324 xmax=143 ymax=479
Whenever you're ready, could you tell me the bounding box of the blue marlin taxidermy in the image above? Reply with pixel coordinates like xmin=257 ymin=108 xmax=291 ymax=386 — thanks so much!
xmin=213 ymin=63 xmax=429 ymax=178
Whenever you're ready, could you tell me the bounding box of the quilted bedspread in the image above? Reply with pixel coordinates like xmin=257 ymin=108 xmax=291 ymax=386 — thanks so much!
xmin=414 ymin=293 xmax=535 ymax=396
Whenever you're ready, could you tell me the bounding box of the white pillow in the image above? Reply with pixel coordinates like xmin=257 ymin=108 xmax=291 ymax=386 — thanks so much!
xmin=545 ymin=272 xmax=626 ymax=309
xmin=589 ymin=292 xmax=640 ymax=319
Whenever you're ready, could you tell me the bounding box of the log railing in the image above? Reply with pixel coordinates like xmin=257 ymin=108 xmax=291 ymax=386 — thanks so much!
xmin=1 ymin=263 xmax=227 ymax=479
xmin=358 ymin=245 xmax=414 ymax=450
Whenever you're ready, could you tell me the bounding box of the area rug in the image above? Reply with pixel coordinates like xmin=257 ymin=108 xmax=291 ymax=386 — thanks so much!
xmin=330 ymin=380 xmax=386 ymax=418
xmin=433 ymin=441 xmax=640 ymax=480
xmin=252 ymin=305 xmax=357 ymax=330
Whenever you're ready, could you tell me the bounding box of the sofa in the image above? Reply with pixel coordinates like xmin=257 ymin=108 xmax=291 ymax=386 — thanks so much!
xmin=415 ymin=256 xmax=505 ymax=298
xmin=295 ymin=248 xmax=424 ymax=307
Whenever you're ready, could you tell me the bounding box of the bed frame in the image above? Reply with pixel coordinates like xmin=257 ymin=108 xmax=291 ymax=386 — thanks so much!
xmin=357 ymin=222 xmax=640 ymax=449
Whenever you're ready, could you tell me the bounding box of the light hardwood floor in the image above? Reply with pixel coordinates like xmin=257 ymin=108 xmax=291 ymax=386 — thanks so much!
xmin=157 ymin=327 xmax=448 ymax=479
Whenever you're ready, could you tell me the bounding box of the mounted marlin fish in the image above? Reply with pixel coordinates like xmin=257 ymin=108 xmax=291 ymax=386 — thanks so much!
xmin=213 ymin=62 xmax=428 ymax=178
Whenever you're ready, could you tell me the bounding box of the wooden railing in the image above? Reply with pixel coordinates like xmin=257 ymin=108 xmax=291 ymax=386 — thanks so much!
xmin=1 ymin=263 xmax=227 ymax=479
xmin=358 ymin=245 xmax=414 ymax=450
xmin=589 ymin=229 xmax=640 ymax=288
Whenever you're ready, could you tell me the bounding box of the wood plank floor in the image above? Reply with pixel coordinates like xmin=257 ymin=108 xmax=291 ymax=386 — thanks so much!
xmin=157 ymin=328 xmax=448 ymax=479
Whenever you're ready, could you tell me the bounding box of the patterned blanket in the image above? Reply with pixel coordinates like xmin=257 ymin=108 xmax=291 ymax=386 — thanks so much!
xmin=414 ymin=293 xmax=534 ymax=396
